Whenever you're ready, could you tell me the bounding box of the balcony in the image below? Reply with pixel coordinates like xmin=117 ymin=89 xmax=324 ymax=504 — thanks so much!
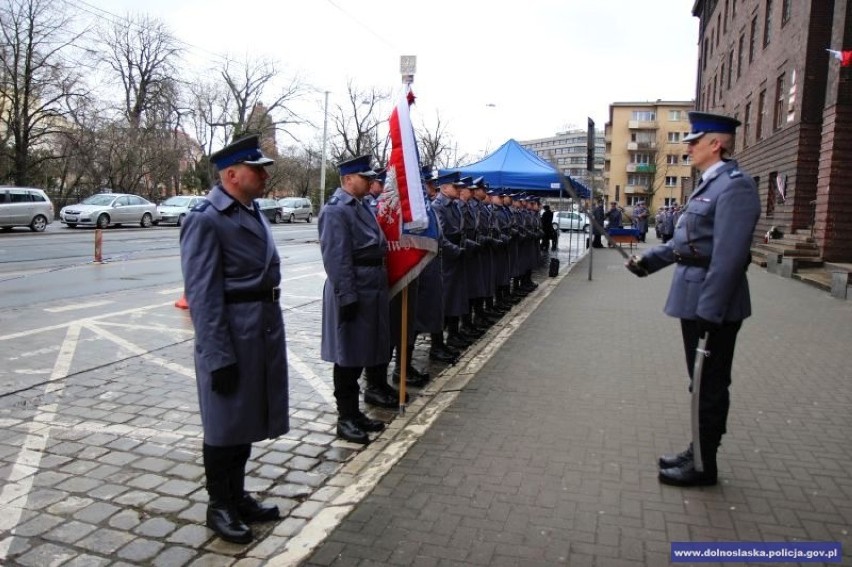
xmin=628 ymin=120 xmax=658 ymax=129
xmin=625 ymin=186 xmax=650 ymax=195
xmin=626 ymin=163 xmax=656 ymax=173
xmin=627 ymin=141 xmax=657 ymax=151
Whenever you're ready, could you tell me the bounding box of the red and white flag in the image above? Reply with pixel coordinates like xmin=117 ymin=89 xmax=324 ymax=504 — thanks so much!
xmin=827 ymin=49 xmax=852 ymax=67
xmin=378 ymin=87 xmax=439 ymax=297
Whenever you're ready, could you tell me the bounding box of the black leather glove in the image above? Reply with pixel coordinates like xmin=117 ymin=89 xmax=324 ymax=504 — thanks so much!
xmin=696 ymin=316 xmax=721 ymax=337
xmin=625 ymin=255 xmax=649 ymax=277
xmin=211 ymin=363 xmax=239 ymax=396
xmin=340 ymin=301 xmax=358 ymax=322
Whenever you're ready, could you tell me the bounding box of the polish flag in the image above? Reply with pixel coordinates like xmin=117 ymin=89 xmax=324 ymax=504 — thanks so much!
xmin=827 ymin=49 xmax=852 ymax=67
xmin=378 ymin=87 xmax=439 ymax=297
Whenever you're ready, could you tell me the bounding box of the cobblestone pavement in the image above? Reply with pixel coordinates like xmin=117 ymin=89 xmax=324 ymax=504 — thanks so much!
xmin=300 ymin=244 xmax=852 ymax=567
xmin=0 ymin=235 xmax=585 ymax=566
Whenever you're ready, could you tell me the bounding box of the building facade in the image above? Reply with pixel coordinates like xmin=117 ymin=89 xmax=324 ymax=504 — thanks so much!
xmin=692 ymin=0 xmax=852 ymax=261
xmin=519 ymin=129 xmax=606 ymax=196
xmin=604 ymin=101 xmax=695 ymax=211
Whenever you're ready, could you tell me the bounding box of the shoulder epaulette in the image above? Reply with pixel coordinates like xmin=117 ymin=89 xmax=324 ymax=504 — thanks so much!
xmin=729 ymin=169 xmax=742 ymax=178
xmin=191 ymin=200 xmax=211 ymax=212
xmin=327 ymin=195 xmax=340 ymax=205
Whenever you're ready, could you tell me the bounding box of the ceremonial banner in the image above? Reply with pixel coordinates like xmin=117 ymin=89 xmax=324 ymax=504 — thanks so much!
xmin=378 ymin=87 xmax=439 ymax=297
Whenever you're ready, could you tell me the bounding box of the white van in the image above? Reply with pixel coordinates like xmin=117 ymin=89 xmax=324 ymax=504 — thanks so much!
xmin=0 ymin=186 xmax=54 ymax=232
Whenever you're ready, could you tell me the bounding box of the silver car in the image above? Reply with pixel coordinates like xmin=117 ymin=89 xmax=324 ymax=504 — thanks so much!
xmin=0 ymin=186 xmax=54 ymax=232
xmin=552 ymin=210 xmax=590 ymax=232
xmin=277 ymin=197 xmax=313 ymax=223
xmin=157 ymin=195 xmax=206 ymax=226
xmin=59 ymin=192 xmax=160 ymax=229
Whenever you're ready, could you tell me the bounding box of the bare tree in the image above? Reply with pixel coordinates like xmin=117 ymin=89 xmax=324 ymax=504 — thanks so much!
xmin=416 ymin=110 xmax=456 ymax=169
xmin=0 ymin=0 xmax=88 ymax=186
xmin=330 ymin=80 xmax=390 ymax=163
xmin=218 ymin=56 xmax=305 ymax=142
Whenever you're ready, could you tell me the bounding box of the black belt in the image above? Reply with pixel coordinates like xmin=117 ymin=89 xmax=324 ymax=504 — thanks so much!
xmin=446 ymin=234 xmax=461 ymax=245
xmin=674 ymin=254 xmax=711 ymax=268
xmin=353 ymin=258 xmax=385 ymax=267
xmin=224 ymin=288 xmax=280 ymax=304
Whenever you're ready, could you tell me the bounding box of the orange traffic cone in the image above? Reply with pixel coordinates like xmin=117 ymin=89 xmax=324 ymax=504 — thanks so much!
xmin=175 ymin=294 xmax=189 ymax=310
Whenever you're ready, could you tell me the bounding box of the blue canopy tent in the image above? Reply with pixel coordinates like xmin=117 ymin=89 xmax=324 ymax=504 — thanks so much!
xmin=442 ymin=139 xmax=591 ymax=199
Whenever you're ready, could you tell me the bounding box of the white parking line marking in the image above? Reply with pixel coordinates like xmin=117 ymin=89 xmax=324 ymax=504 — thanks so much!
xmin=0 ymin=323 xmax=81 ymax=554
xmin=44 ymin=300 xmax=114 ymax=313
xmin=287 ymin=348 xmax=334 ymax=405
xmin=87 ymin=324 xmax=195 ymax=378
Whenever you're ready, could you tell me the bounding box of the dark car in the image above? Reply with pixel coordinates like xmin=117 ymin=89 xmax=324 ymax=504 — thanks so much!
xmin=255 ymin=198 xmax=284 ymax=224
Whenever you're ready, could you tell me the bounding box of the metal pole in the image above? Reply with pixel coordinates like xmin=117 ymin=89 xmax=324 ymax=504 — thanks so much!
xmin=319 ymin=90 xmax=329 ymax=210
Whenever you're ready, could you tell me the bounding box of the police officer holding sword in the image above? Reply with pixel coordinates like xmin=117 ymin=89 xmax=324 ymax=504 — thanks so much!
xmin=625 ymin=112 xmax=760 ymax=487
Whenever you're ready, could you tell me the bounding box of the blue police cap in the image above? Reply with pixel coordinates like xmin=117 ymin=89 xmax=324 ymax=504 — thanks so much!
xmin=421 ymin=165 xmax=436 ymax=181
xmin=337 ymin=155 xmax=377 ymax=177
xmin=683 ymin=111 xmax=742 ymax=142
xmin=458 ymin=176 xmax=473 ymax=188
xmin=210 ymin=134 xmax=274 ymax=170
xmin=472 ymin=176 xmax=488 ymax=189
xmin=373 ymin=168 xmax=387 ymax=183
xmin=435 ymin=171 xmax=460 ymax=186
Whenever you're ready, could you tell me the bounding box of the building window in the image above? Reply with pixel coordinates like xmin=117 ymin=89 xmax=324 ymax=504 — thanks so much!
xmin=782 ymin=0 xmax=792 ymax=24
xmin=773 ymin=73 xmax=786 ymax=130
xmin=631 ymin=111 xmax=656 ymax=121
xmin=631 ymin=131 xmax=655 ymax=143
xmin=727 ymin=51 xmax=734 ymax=88
xmin=628 ymin=174 xmax=651 ymax=186
xmin=666 ymin=154 xmax=680 ymax=165
xmin=756 ymin=89 xmax=767 ymax=141
xmin=724 ymin=0 xmax=729 ymax=31
xmin=749 ymin=17 xmax=758 ymax=63
xmin=763 ymin=0 xmax=773 ymax=47
xmin=743 ymin=101 xmax=752 ymax=148
xmin=703 ymin=38 xmax=710 ymax=70
xmin=665 ymin=176 xmax=678 ymax=187
xmin=712 ymin=75 xmax=717 ymax=105
xmin=669 ymin=110 xmax=686 ymax=121
xmin=630 ymin=153 xmax=651 ymax=164
xmin=720 ymin=64 xmax=726 ymax=99
xmin=668 ymin=132 xmax=681 ymax=143
xmin=732 ymin=0 xmax=737 ymax=17
xmin=717 ymin=14 xmax=722 ymax=45
xmin=737 ymin=34 xmax=745 ymax=78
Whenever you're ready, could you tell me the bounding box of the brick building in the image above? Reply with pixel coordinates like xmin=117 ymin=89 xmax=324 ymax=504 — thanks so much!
xmin=692 ymin=0 xmax=852 ymax=262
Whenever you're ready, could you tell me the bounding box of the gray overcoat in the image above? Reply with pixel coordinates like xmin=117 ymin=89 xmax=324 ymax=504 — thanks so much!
xmin=319 ymin=188 xmax=391 ymax=367
xmin=415 ymin=198 xmax=445 ymax=333
xmin=180 ymin=184 xmax=289 ymax=447
xmin=641 ymin=160 xmax=761 ymax=323
xmin=432 ymin=193 xmax=468 ymax=317
xmin=462 ymin=199 xmax=487 ymax=299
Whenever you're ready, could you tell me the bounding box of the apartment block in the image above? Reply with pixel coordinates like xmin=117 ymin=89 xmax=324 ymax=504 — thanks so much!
xmin=518 ymin=130 xmax=606 ymax=196
xmin=692 ymin=0 xmax=852 ymax=261
xmin=603 ymin=101 xmax=695 ymax=211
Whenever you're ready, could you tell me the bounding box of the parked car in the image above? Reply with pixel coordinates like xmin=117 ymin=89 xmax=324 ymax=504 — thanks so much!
xmin=0 ymin=186 xmax=54 ymax=232
xmin=255 ymin=198 xmax=284 ymax=223
xmin=59 ymin=192 xmax=160 ymax=229
xmin=157 ymin=195 xmax=206 ymax=226
xmin=277 ymin=196 xmax=313 ymax=223
xmin=552 ymin=210 xmax=590 ymax=232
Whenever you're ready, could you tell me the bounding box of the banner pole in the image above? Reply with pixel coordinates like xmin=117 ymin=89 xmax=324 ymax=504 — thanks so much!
xmin=399 ymin=285 xmax=408 ymax=415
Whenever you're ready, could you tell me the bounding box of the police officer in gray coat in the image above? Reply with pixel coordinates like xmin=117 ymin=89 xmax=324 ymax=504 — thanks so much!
xmin=180 ymin=135 xmax=287 ymax=544
xmin=626 ymin=112 xmax=760 ymax=487
xmin=319 ymin=155 xmax=391 ymax=445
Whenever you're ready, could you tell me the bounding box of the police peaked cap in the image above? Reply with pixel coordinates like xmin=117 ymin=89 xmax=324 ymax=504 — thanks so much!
xmin=337 ymin=155 xmax=377 ymax=177
xmin=373 ymin=168 xmax=387 ymax=183
xmin=435 ymin=171 xmax=461 ymax=186
xmin=683 ymin=111 xmax=742 ymax=142
xmin=458 ymin=176 xmax=474 ymax=188
xmin=210 ymin=134 xmax=274 ymax=170
xmin=472 ymin=176 xmax=488 ymax=189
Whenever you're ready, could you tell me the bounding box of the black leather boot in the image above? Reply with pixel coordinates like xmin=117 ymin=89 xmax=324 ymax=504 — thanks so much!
xmin=659 ymin=439 xmax=718 ymax=487
xmin=231 ymin=468 xmax=279 ymax=524
xmin=206 ymin=479 xmax=253 ymax=544
xmin=337 ymin=418 xmax=370 ymax=444
xmin=354 ymin=412 xmax=385 ymax=432
xmin=658 ymin=444 xmax=693 ymax=469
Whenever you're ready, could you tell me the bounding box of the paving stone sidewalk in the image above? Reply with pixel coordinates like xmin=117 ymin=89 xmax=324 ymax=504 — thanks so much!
xmin=301 ymin=246 xmax=852 ymax=567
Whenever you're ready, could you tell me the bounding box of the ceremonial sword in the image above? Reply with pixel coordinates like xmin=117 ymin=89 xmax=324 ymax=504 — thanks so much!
xmin=690 ymin=333 xmax=711 ymax=472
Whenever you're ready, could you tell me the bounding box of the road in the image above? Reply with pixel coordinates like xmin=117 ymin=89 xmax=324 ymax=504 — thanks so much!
xmin=0 ymin=221 xmax=324 ymax=398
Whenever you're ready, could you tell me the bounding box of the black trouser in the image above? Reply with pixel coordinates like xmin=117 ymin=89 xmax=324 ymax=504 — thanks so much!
xmin=333 ymin=364 xmax=362 ymax=419
xmin=680 ymin=319 xmax=742 ymax=447
xmin=203 ymin=442 xmax=251 ymax=501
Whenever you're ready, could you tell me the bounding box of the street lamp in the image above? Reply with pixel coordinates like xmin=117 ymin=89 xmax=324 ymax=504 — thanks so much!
xmin=319 ymin=90 xmax=330 ymax=211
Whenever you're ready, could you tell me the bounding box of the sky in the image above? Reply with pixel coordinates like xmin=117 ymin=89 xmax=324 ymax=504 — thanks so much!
xmin=71 ymin=0 xmax=699 ymax=160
